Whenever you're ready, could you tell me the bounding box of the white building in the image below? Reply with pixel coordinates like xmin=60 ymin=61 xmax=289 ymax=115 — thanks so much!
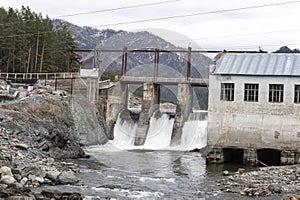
xmin=207 ymin=53 xmax=300 ymax=165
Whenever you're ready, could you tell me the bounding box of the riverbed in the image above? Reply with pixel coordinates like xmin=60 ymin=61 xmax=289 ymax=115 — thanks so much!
xmin=40 ymin=144 xmax=285 ymax=200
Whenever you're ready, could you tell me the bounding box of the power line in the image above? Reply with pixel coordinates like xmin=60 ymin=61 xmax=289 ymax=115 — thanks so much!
xmin=173 ymin=28 xmax=300 ymax=42
xmin=0 ymin=0 xmax=180 ymax=27
xmin=93 ymin=0 xmax=300 ymax=27
xmin=0 ymin=0 xmax=300 ymax=42
xmin=56 ymin=0 xmax=181 ymax=18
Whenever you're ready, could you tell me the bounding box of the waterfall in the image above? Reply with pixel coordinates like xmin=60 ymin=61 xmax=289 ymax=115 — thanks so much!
xmin=111 ymin=110 xmax=138 ymax=149
xmin=111 ymin=109 xmax=207 ymax=151
xmin=179 ymin=112 xmax=207 ymax=151
xmin=143 ymin=111 xmax=174 ymax=149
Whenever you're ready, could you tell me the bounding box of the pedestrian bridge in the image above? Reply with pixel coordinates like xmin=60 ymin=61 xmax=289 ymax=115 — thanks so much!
xmin=119 ymin=76 xmax=208 ymax=86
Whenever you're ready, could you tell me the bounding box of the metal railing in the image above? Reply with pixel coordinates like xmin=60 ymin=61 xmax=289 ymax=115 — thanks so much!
xmin=119 ymin=76 xmax=209 ymax=86
xmin=0 ymin=72 xmax=79 ymax=80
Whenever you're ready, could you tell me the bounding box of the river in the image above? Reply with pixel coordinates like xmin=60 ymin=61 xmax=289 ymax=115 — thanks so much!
xmin=40 ymin=145 xmax=280 ymax=199
xmin=41 ymin=111 xmax=282 ymax=199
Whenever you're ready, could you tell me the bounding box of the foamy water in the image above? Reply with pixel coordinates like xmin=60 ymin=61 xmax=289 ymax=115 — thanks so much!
xmin=110 ymin=109 xmax=207 ymax=151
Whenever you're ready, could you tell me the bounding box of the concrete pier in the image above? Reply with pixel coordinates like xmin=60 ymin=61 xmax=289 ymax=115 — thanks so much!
xmin=206 ymin=147 xmax=224 ymax=163
xmin=106 ymin=83 xmax=128 ymax=139
xmin=243 ymin=148 xmax=258 ymax=166
xmin=134 ymin=83 xmax=160 ymax=146
xmin=206 ymin=147 xmax=300 ymax=165
xmin=170 ymin=83 xmax=192 ymax=145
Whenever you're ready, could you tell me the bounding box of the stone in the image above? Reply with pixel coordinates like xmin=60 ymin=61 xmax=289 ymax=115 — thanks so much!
xmin=46 ymin=171 xmax=61 ymax=182
xmin=14 ymin=143 xmax=29 ymax=150
xmin=8 ymin=196 xmax=35 ymax=200
xmin=222 ymin=171 xmax=229 ymax=176
xmin=281 ymin=194 xmax=300 ymax=200
xmin=20 ymin=177 xmax=28 ymax=186
xmin=28 ymin=174 xmax=35 ymax=181
xmin=33 ymin=177 xmax=44 ymax=184
xmin=58 ymin=171 xmax=78 ymax=184
xmin=14 ymin=174 xmax=22 ymax=182
xmin=1 ymin=175 xmax=16 ymax=185
xmin=0 ymin=166 xmax=13 ymax=177
xmin=46 ymin=157 xmax=55 ymax=164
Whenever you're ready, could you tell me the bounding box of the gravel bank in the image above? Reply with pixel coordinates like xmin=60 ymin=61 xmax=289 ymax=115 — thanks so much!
xmin=218 ymin=165 xmax=300 ymax=199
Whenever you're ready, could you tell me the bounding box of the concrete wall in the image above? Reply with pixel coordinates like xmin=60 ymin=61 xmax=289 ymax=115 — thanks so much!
xmin=106 ymin=83 xmax=128 ymax=139
xmin=134 ymin=83 xmax=160 ymax=145
xmin=170 ymin=83 xmax=193 ymax=145
xmin=208 ymin=75 xmax=300 ymax=151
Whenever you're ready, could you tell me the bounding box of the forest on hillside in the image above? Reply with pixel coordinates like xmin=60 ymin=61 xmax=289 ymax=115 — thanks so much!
xmin=0 ymin=6 xmax=79 ymax=73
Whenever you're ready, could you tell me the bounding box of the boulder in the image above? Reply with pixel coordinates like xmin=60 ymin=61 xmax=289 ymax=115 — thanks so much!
xmin=58 ymin=171 xmax=78 ymax=184
xmin=0 ymin=166 xmax=13 ymax=177
xmin=45 ymin=171 xmax=61 ymax=182
xmin=1 ymin=175 xmax=16 ymax=185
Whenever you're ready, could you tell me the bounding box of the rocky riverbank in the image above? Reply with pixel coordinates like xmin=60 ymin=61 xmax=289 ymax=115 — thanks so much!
xmin=218 ymin=165 xmax=300 ymax=199
xmin=0 ymin=84 xmax=87 ymax=199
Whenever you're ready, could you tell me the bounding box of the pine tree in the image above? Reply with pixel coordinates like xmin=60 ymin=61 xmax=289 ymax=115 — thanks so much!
xmin=0 ymin=6 xmax=79 ymax=73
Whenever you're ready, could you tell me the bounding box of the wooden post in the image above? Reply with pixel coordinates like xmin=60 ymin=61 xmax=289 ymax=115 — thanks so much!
xmin=55 ymin=78 xmax=57 ymax=91
xmin=187 ymin=47 xmax=191 ymax=80
xmin=70 ymin=78 xmax=74 ymax=95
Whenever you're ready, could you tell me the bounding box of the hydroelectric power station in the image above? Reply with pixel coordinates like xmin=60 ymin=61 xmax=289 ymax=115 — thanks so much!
xmin=76 ymin=47 xmax=300 ymax=166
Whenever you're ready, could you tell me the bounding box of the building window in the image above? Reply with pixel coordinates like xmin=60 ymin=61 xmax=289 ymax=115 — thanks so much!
xmin=269 ymin=84 xmax=284 ymax=103
xmin=244 ymin=83 xmax=259 ymax=102
xmin=294 ymin=85 xmax=300 ymax=103
xmin=221 ymin=83 xmax=234 ymax=101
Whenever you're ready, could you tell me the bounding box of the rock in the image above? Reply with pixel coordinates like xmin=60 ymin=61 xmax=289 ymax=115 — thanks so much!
xmin=33 ymin=177 xmax=44 ymax=186
xmin=281 ymin=194 xmax=300 ymax=200
xmin=1 ymin=175 xmax=16 ymax=185
xmin=40 ymin=190 xmax=82 ymax=200
xmin=46 ymin=157 xmax=55 ymax=164
xmin=20 ymin=177 xmax=28 ymax=186
xmin=34 ymin=177 xmax=44 ymax=183
xmin=268 ymin=184 xmax=282 ymax=193
xmin=22 ymin=165 xmax=45 ymax=178
xmin=27 ymin=174 xmax=35 ymax=181
xmin=0 ymin=166 xmax=13 ymax=177
xmin=14 ymin=143 xmax=29 ymax=150
xmin=45 ymin=171 xmax=61 ymax=182
xmin=12 ymin=182 xmax=24 ymax=190
xmin=14 ymin=174 xmax=22 ymax=182
xmin=8 ymin=196 xmax=35 ymax=200
xmin=222 ymin=170 xmax=229 ymax=176
xmin=58 ymin=171 xmax=78 ymax=184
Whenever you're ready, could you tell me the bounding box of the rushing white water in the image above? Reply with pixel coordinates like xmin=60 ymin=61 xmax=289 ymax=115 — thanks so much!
xmin=178 ymin=111 xmax=208 ymax=150
xmin=143 ymin=113 xmax=174 ymax=149
xmin=111 ymin=109 xmax=207 ymax=151
xmin=111 ymin=115 xmax=137 ymax=149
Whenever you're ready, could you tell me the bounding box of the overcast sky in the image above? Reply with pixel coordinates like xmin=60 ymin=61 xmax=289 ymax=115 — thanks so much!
xmin=2 ymin=0 xmax=300 ymax=53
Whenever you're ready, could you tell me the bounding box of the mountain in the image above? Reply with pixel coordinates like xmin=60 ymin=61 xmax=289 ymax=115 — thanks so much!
xmin=273 ymin=46 xmax=300 ymax=53
xmin=52 ymin=19 xmax=212 ymax=79
xmin=52 ymin=19 xmax=123 ymax=50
